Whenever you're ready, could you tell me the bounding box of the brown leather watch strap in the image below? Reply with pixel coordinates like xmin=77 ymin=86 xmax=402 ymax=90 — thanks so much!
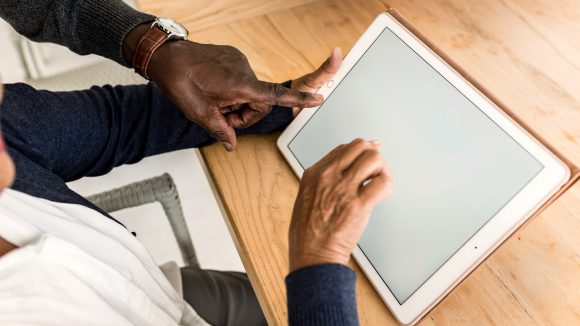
xmin=132 ymin=26 xmax=168 ymax=80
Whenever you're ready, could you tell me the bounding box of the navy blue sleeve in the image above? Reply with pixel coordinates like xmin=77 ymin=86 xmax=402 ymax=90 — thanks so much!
xmin=1 ymin=82 xmax=293 ymax=182
xmin=286 ymin=264 xmax=359 ymax=325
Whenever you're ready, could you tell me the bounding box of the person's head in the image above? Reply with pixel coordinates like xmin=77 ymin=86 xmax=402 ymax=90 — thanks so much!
xmin=0 ymin=81 xmax=16 ymax=192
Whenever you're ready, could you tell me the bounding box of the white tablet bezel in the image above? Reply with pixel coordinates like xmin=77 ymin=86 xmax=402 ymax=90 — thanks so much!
xmin=277 ymin=12 xmax=570 ymax=325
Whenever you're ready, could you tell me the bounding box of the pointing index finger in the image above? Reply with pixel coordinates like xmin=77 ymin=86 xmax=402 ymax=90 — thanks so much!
xmin=246 ymin=81 xmax=323 ymax=107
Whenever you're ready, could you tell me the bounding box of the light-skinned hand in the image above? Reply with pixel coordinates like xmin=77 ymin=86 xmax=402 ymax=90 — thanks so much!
xmin=289 ymin=139 xmax=393 ymax=272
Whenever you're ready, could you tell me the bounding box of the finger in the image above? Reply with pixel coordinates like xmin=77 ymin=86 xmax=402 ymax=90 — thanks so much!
xmin=335 ymin=138 xmax=377 ymax=171
xmin=219 ymin=104 xmax=242 ymax=115
xmin=225 ymin=103 xmax=271 ymax=128
xmin=244 ymin=81 xmax=324 ymax=107
xmin=312 ymin=139 xmax=378 ymax=170
xmin=359 ymin=166 xmax=393 ymax=208
xmin=293 ymin=47 xmax=343 ymax=92
xmin=343 ymin=149 xmax=386 ymax=186
xmin=205 ymin=111 xmax=238 ymax=151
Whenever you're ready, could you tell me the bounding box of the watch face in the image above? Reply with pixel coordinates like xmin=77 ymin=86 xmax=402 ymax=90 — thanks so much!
xmin=157 ymin=17 xmax=188 ymax=39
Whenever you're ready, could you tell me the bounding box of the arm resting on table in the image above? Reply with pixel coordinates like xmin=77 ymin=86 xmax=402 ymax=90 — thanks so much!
xmin=286 ymin=264 xmax=359 ymax=326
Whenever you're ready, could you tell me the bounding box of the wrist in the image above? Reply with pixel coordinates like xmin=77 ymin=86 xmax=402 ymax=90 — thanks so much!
xmin=146 ymin=39 xmax=188 ymax=82
xmin=122 ymin=22 xmax=151 ymax=66
xmin=122 ymin=21 xmax=189 ymax=80
xmin=289 ymin=249 xmax=350 ymax=272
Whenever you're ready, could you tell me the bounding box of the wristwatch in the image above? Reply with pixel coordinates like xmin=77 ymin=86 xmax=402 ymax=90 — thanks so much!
xmin=132 ymin=17 xmax=189 ymax=79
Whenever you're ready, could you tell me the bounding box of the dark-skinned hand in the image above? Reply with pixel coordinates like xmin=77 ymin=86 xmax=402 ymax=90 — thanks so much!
xmin=124 ymin=23 xmax=324 ymax=151
xmin=290 ymin=47 xmax=342 ymax=117
xmin=229 ymin=47 xmax=343 ymax=124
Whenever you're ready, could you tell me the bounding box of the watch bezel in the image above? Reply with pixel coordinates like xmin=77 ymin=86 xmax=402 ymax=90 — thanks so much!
xmin=153 ymin=17 xmax=189 ymax=40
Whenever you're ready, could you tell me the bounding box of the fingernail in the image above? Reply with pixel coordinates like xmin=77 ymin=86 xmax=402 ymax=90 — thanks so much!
xmin=370 ymin=140 xmax=382 ymax=146
xmin=223 ymin=142 xmax=233 ymax=151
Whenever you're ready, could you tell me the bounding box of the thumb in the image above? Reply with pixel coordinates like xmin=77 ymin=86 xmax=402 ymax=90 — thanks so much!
xmin=205 ymin=111 xmax=237 ymax=151
xmin=244 ymin=81 xmax=323 ymax=108
xmin=293 ymin=47 xmax=342 ymax=93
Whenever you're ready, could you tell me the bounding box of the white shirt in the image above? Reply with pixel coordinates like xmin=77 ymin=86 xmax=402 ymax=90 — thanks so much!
xmin=0 ymin=189 xmax=209 ymax=325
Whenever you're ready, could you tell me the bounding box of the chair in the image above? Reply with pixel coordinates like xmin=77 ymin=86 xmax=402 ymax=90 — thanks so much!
xmin=87 ymin=173 xmax=199 ymax=268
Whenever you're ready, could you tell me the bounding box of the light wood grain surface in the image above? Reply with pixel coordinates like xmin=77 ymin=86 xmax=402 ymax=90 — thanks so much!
xmin=138 ymin=0 xmax=580 ymax=324
xmin=137 ymin=0 xmax=319 ymax=33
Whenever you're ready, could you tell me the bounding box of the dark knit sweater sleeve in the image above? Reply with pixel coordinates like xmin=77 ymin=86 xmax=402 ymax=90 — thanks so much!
xmin=0 ymin=0 xmax=154 ymax=66
xmin=286 ymin=264 xmax=359 ymax=325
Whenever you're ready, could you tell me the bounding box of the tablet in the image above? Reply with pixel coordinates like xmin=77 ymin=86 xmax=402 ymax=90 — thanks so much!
xmin=278 ymin=12 xmax=570 ymax=325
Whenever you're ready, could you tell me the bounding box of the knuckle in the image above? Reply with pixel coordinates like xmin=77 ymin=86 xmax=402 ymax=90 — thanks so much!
xmin=350 ymin=139 xmax=369 ymax=151
xmin=344 ymin=200 xmax=361 ymax=216
xmin=318 ymin=166 xmax=337 ymax=185
xmin=223 ymin=45 xmax=243 ymax=56
xmin=353 ymin=138 xmax=369 ymax=147
xmin=210 ymin=127 xmax=226 ymax=138
xmin=298 ymin=90 xmax=309 ymax=100
xmin=329 ymin=144 xmax=345 ymax=156
xmin=335 ymin=144 xmax=348 ymax=155
xmin=367 ymin=149 xmax=382 ymax=162
xmin=236 ymin=119 xmax=247 ymax=129
xmin=223 ymin=45 xmax=236 ymax=52
xmin=319 ymin=167 xmax=335 ymax=181
xmin=238 ymin=83 xmax=257 ymax=98
xmin=321 ymin=61 xmax=334 ymax=74
xmin=270 ymin=83 xmax=287 ymax=98
xmin=351 ymin=138 xmax=365 ymax=145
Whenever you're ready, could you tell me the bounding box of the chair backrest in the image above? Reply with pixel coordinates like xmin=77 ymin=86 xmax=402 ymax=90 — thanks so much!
xmin=87 ymin=173 xmax=199 ymax=268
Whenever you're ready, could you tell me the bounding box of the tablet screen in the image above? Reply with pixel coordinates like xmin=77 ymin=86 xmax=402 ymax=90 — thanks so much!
xmin=287 ymin=26 xmax=543 ymax=303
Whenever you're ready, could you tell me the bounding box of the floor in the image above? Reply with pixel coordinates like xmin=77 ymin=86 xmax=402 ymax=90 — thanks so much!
xmin=68 ymin=149 xmax=244 ymax=272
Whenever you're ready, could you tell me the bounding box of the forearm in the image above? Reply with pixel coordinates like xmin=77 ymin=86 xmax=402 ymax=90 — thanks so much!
xmin=286 ymin=264 xmax=359 ymax=326
xmin=0 ymin=0 xmax=153 ymax=66
xmin=2 ymin=82 xmax=292 ymax=182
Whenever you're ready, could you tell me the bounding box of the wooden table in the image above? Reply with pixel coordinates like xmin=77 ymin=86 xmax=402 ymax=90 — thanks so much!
xmin=138 ymin=0 xmax=580 ymax=324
